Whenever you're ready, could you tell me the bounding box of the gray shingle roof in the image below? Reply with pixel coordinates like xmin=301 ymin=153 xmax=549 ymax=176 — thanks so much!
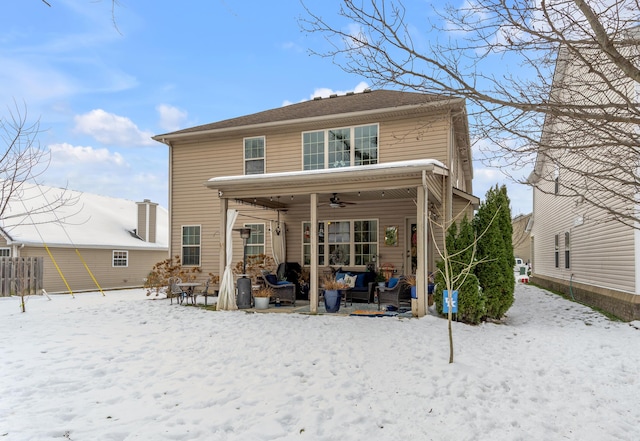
xmin=156 ymin=89 xmax=453 ymax=137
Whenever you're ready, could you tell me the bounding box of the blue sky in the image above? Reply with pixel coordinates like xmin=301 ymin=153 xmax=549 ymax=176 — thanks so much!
xmin=1 ymin=0 xmax=532 ymax=215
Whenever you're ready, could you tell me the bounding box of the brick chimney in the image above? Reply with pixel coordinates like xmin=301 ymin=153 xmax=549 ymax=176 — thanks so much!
xmin=136 ymin=199 xmax=158 ymax=243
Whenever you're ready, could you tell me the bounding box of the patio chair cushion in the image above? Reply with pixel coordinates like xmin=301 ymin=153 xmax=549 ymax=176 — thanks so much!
xmin=265 ymin=274 xmax=278 ymax=285
xmin=388 ymin=277 xmax=399 ymax=288
xmin=335 ymin=272 xmax=347 ymax=281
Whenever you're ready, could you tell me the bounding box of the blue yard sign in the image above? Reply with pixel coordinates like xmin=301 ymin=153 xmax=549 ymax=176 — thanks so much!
xmin=442 ymin=290 xmax=458 ymax=314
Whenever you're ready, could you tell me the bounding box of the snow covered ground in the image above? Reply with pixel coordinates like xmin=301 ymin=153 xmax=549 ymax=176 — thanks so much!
xmin=1 ymin=284 xmax=639 ymax=440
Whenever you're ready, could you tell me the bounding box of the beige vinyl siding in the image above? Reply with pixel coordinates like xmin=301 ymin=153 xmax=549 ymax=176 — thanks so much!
xmin=452 ymin=194 xmax=474 ymax=224
xmin=512 ymin=214 xmax=531 ymax=263
xmin=377 ymin=115 xmax=450 ymax=164
xmin=20 ymin=246 xmax=167 ymax=293
xmin=531 ymin=161 xmax=636 ymax=293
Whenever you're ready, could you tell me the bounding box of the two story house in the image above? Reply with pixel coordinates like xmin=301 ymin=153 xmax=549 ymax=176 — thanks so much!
xmin=528 ymin=37 xmax=640 ymax=320
xmin=153 ymin=89 xmax=477 ymax=316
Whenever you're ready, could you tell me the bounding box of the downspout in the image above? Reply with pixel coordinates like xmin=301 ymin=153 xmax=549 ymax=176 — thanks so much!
xmin=160 ymin=137 xmax=173 ymax=258
xmin=11 ymin=243 xmax=25 ymax=257
xmin=569 ymin=273 xmax=575 ymax=301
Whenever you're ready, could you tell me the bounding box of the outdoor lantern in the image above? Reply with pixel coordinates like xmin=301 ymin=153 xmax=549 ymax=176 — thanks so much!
xmin=235 ymin=227 xmax=253 ymax=309
xmin=237 ymin=227 xmax=251 ymax=274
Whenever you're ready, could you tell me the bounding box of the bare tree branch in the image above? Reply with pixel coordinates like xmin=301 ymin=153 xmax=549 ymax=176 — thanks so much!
xmin=0 ymin=102 xmax=83 ymax=233
xmin=301 ymin=0 xmax=640 ymax=227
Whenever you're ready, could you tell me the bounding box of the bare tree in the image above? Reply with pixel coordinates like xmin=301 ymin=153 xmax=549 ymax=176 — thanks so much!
xmin=40 ymin=0 xmax=121 ymax=33
xmin=1 ymin=103 xmax=82 ymax=233
xmin=301 ymin=0 xmax=640 ymax=227
xmin=0 ymin=103 xmax=54 ymax=221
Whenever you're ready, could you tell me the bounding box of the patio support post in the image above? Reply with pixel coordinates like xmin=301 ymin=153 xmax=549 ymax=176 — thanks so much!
xmin=219 ymin=197 xmax=228 ymax=279
xmin=416 ymin=183 xmax=428 ymax=317
xmin=310 ymin=193 xmax=318 ymax=313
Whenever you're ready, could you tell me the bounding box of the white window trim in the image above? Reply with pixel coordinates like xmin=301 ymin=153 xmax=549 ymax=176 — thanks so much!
xmin=243 ymin=136 xmax=266 ymax=175
xmin=112 ymin=250 xmax=129 ymax=268
xmin=244 ymin=223 xmax=265 ymax=256
xmin=302 ymin=218 xmax=379 ymax=267
xmin=302 ymin=123 xmax=379 ymax=170
xmin=182 ymin=225 xmax=202 ymax=267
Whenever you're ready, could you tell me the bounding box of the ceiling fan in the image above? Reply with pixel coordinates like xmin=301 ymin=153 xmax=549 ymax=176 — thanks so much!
xmin=326 ymin=193 xmax=356 ymax=208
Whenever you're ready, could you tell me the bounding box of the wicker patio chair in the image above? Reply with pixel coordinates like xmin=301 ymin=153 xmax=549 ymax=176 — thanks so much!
xmin=377 ymin=276 xmax=411 ymax=311
xmin=258 ymin=274 xmax=296 ymax=306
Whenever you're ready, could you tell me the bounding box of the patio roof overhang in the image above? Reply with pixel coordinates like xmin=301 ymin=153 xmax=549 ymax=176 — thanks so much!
xmin=204 ymin=159 xmax=449 ymax=209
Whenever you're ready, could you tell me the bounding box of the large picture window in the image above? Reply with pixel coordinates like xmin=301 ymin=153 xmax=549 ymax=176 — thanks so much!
xmin=244 ymin=136 xmax=265 ymax=175
xmin=245 ymin=223 xmax=265 ymax=257
xmin=182 ymin=225 xmax=201 ymax=266
xmin=303 ymin=219 xmax=377 ymax=267
xmin=303 ymin=124 xmax=378 ymax=170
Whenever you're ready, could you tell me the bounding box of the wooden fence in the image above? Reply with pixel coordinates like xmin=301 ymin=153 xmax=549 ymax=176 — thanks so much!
xmin=0 ymin=257 xmax=43 ymax=297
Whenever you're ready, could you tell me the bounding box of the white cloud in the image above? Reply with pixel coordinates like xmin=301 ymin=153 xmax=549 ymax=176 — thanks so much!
xmin=310 ymin=81 xmax=370 ymax=99
xmin=282 ymin=82 xmax=372 ymax=106
xmin=74 ymin=109 xmax=154 ymax=146
xmin=0 ymin=57 xmax=76 ymax=106
xmin=281 ymin=41 xmax=303 ymax=53
xmin=44 ymin=143 xmax=168 ymax=206
xmin=473 ymin=166 xmax=532 ymax=216
xmin=49 ymin=142 xmax=126 ymax=165
xmin=156 ymin=104 xmax=188 ymax=132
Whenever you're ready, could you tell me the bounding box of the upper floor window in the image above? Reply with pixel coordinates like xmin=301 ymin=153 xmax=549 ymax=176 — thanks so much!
xmin=244 ymin=136 xmax=265 ymax=175
xmin=182 ymin=225 xmax=201 ymax=266
xmin=112 ymin=250 xmax=128 ymax=267
xmin=0 ymin=248 xmax=10 ymax=257
xmin=245 ymin=223 xmax=265 ymax=257
xmin=303 ymin=124 xmax=378 ymax=170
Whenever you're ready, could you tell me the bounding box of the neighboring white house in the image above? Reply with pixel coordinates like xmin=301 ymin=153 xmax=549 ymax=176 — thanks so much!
xmin=528 ymin=36 xmax=640 ymax=321
xmin=0 ymin=183 xmax=169 ymax=294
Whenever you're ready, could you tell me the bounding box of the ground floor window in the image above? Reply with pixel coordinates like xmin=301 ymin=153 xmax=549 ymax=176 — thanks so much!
xmin=554 ymin=234 xmax=559 ymax=268
xmin=182 ymin=225 xmax=201 ymax=266
xmin=564 ymin=232 xmax=570 ymax=269
xmin=245 ymin=223 xmax=265 ymax=257
xmin=0 ymin=248 xmax=10 ymax=257
xmin=112 ymin=250 xmax=128 ymax=267
xmin=303 ymin=219 xmax=377 ymax=267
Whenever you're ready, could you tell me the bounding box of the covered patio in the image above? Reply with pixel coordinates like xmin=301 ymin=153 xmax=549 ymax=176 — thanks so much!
xmin=207 ymin=159 xmax=469 ymax=317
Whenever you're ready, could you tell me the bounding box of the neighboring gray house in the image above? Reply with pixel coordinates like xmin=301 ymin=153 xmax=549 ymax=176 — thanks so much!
xmin=0 ymin=183 xmax=168 ymax=294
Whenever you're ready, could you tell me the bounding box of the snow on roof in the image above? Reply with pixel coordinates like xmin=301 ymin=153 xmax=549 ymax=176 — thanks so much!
xmin=0 ymin=183 xmax=168 ymax=250
xmin=208 ymin=159 xmax=447 ymax=184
